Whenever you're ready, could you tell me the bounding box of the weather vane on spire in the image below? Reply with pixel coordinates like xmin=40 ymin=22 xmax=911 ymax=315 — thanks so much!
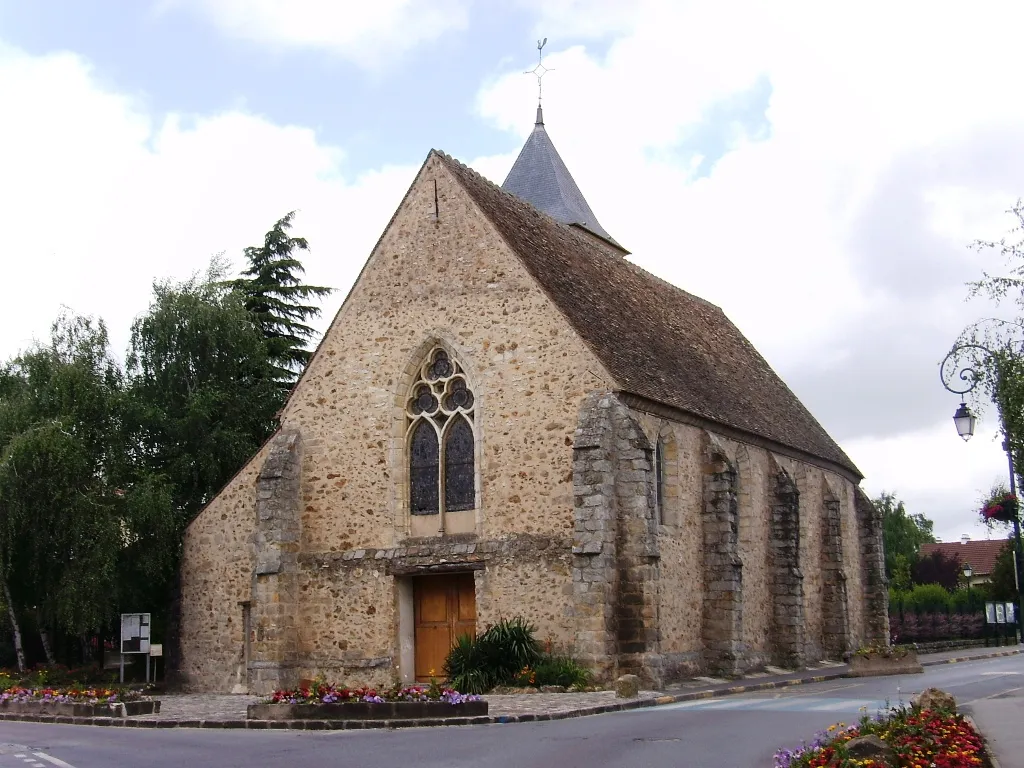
xmin=524 ymin=38 xmax=553 ymax=106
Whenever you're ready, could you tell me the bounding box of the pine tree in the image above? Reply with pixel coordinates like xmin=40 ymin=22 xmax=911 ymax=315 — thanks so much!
xmin=228 ymin=212 xmax=332 ymax=387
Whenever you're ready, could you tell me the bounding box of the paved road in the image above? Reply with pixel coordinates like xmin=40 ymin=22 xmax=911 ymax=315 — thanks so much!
xmin=0 ymin=655 xmax=1020 ymax=768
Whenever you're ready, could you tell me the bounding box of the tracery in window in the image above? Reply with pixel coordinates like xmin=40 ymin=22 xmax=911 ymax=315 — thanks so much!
xmin=406 ymin=348 xmax=476 ymax=516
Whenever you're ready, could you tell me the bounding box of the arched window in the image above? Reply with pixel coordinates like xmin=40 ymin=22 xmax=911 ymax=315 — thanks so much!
xmin=655 ymin=437 xmax=665 ymax=525
xmin=406 ymin=349 xmax=476 ymax=516
xmin=410 ymin=421 xmax=439 ymax=514
xmin=445 ymin=418 xmax=474 ymax=511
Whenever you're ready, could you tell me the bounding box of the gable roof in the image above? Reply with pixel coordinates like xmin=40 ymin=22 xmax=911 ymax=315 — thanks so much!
xmin=435 ymin=150 xmax=861 ymax=477
xmin=920 ymin=539 xmax=1011 ymax=576
xmin=501 ymin=106 xmax=622 ymax=250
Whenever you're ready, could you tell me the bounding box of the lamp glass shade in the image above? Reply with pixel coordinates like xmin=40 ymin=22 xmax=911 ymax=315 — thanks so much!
xmin=963 ymin=564 xmax=973 ymax=579
xmin=954 ymin=403 xmax=977 ymax=441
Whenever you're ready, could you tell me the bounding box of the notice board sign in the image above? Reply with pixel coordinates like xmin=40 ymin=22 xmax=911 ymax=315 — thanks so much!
xmin=120 ymin=613 xmax=151 ymax=654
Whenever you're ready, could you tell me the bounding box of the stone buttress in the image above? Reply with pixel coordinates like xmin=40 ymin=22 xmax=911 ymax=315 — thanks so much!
xmin=247 ymin=428 xmax=304 ymax=695
xmin=571 ymin=392 xmax=662 ymax=687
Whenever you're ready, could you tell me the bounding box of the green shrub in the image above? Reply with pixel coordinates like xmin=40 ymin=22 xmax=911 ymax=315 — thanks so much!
xmin=904 ymin=583 xmax=953 ymax=614
xmin=533 ymin=655 xmax=592 ymax=690
xmin=444 ymin=633 xmax=496 ymax=695
xmin=442 ymin=616 xmax=542 ymax=694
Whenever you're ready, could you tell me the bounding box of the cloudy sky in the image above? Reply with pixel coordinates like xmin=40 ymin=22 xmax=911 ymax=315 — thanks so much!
xmin=2 ymin=0 xmax=1023 ymax=543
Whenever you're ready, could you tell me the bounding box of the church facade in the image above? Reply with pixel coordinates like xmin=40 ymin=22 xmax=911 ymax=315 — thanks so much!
xmin=177 ymin=109 xmax=888 ymax=694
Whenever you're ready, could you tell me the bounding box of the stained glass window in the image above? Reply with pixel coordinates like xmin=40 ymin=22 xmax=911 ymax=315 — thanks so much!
xmin=445 ymin=419 xmax=475 ymax=512
xmin=406 ymin=347 xmax=477 ymax=519
xmin=410 ymin=421 xmax=439 ymax=514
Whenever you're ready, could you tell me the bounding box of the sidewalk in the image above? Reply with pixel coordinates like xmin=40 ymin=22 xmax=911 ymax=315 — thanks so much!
xmin=0 ymin=645 xmax=1018 ymax=729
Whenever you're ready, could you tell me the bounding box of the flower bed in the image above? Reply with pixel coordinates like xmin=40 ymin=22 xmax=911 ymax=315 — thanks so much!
xmin=0 ymin=686 xmax=158 ymax=717
xmin=774 ymin=705 xmax=990 ymax=767
xmin=248 ymin=681 xmax=487 ymax=721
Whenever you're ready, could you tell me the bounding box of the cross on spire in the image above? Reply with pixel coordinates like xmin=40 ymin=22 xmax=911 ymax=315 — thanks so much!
xmin=524 ymin=38 xmax=552 ymax=124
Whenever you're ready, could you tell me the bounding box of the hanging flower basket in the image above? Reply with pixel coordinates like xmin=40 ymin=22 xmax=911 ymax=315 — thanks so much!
xmin=982 ymin=493 xmax=1019 ymax=523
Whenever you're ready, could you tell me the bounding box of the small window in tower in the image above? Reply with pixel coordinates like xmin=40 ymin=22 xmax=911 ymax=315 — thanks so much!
xmin=655 ymin=437 xmax=665 ymax=525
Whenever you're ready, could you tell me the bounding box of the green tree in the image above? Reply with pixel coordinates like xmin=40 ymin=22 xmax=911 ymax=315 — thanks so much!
xmin=988 ymin=541 xmax=1018 ymax=601
xmin=957 ymin=200 xmax=1024 ymax=481
xmin=874 ymin=492 xmax=936 ymax=580
xmin=225 ymin=212 xmax=332 ymax=387
xmin=0 ymin=313 xmax=176 ymax=663
xmin=126 ymin=259 xmax=283 ymax=523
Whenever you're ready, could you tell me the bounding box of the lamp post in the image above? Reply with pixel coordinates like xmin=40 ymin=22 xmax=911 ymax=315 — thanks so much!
xmin=941 ymin=342 xmax=1023 ymax=643
xmin=963 ymin=563 xmax=973 ymax=608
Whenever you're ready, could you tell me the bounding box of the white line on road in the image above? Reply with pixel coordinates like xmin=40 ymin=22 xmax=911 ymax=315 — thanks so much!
xmin=32 ymin=753 xmax=77 ymax=768
xmin=964 ymin=686 xmax=1023 ymax=705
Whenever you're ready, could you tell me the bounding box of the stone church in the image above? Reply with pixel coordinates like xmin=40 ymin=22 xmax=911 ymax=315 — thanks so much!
xmin=177 ymin=104 xmax=889 ymax=694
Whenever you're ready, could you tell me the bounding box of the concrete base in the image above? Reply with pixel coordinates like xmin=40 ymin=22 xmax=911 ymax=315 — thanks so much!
xmin=0 ymin=700 xmax=160 ymax=717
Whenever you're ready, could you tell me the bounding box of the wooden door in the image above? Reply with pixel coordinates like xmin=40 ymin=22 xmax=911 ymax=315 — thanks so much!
xmin=414 ymin=573 xmax=476 ymax=681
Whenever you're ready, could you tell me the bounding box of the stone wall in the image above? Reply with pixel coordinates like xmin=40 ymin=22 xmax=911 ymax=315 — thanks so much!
xmin=249 ymin=429 xmax=304 ymax=694
xmin=736 ymin=446 xmax=770 ymax=670
xmin=820 ymin=484 xmax=851 ymax=659
xmin=701 ymin=434 xmax=744 ymax=676
xmin=280 ymin=152 xmax=615 ymax=555
xmin=178 ymin=440 xmax=271 ymax=692
xmin=855 ymin=487 xmax=890 ymax=646
xmin=571 ymin=392 xmax=662 ymax=687
xmin=644 ymin=421 xmax=704 ymax=679
xmin=768 ymin=457 xmax=805 ymax=668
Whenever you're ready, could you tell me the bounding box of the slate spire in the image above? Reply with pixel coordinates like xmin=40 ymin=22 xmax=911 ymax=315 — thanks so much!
xmin=501 ymin=106 xmax=620 ymax=249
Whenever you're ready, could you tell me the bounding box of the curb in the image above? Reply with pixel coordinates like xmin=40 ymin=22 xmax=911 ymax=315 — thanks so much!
xmin=921 ymin=648 xmax=1022 ymax=668
xmin=0 ymin=648 xmax=1018 ymax=730
xmin=962 ymin=713 xmax=1002 ymax=768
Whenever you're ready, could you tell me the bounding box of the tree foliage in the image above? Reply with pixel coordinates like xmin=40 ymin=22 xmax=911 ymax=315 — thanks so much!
xmin=0 ymin=314 xmax=175 ymax=638
xmin=988 ymin=541 xmax=1019 ymax=601
xmin=0 ymin=214 xmax=329 ymax=668
xmin=911 ymin=550 xmax=962 ymax=591
xmin=956 ymin=200 xmax=1024 ymax=486
xmin=874 ymin=492 xmax=936 ymax=581
xmin=225 ymin=212 xmax=332 ymax=388
xmin=126 ymin=260 xmax=284 ymax=522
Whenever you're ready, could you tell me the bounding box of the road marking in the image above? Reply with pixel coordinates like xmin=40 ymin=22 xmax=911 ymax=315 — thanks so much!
xmin=32 ymin=753 xmax=77 ymax=768
xmin=965 ymin=686 xmax=1023 ymax=705
xmin=648 ymin=696 xmax=891 ymax=714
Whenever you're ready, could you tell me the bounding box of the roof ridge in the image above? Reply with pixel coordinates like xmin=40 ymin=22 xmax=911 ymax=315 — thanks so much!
xmin=434 ymin=148 xmax=860 ymax=477
xmin=434 ymin=150 xmax=729 ymax=319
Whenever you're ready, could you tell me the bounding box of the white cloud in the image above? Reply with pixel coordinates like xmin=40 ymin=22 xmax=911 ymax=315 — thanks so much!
xmin=159 ymin=0 xmax=469 ymax=67
xmin=470 ymin=2 xmax=1024 ymax=539
xmin=0 ymin=42 xmax=416 ymax=362
xmin=5 ymin=0 xmax=1024 ymax=544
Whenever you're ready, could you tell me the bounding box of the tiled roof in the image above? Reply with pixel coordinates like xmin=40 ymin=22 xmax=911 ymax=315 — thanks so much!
xmin=920 ymin=539 xmax=1011 ymax=576
xmin=435 ymin=150 xmax=860 ymax=476
xmin=501 ymin=106 xmax=621 ymax=249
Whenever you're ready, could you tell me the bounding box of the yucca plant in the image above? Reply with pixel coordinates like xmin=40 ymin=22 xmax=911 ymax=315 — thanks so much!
xmin=443 ymin=633 xmax=495 ymax=694
xmin=441 ymin=616 xmax=543 ymax=693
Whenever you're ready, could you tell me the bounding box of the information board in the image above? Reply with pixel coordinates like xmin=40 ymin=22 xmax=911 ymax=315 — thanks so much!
xmin=120 ymin=613 xmax=151 ymax=654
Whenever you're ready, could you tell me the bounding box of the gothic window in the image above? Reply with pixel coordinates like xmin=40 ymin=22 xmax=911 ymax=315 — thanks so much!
xmin=410 ymin=421 xmax=439 ymax=514
xmin=655 ymin=437 xmax=665 ymax=525
xmin=406 ymin=348 xmax=476 ymax=516
xmin=445 ymin=419 xmax=474 ymax=511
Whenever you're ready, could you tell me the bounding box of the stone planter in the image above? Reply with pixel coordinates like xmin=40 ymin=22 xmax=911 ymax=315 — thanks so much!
xmin=848 ymin=649 xmax=923 ymax=677
xmin=0 ymin=700 xmax=160 ymax=717
xmin=247 ymin=700 xmax=488 ymax=721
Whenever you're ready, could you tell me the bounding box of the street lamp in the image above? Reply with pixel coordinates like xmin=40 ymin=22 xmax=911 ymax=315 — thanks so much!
xmin=941 ymin=342 xmax=1023 ymax=643
xmin=953 ymin=403 xmax=977 ymax=442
